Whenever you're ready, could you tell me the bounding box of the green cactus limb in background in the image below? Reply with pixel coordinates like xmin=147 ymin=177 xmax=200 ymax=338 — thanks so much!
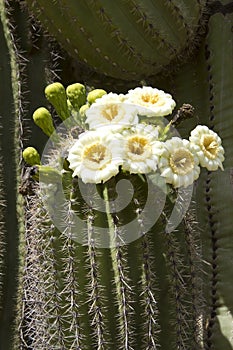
xmin=23 ymin=0 xmax=208 ymax=80
xmin=152 ymin=7 xmax=233 ymax=348
xmin=0 ymin=1 xmax=66 ymax=348
xmin=0 ymin=1 xmax=25 ymax=348
xmin=197 ymin=12 xmax=233 ymax=349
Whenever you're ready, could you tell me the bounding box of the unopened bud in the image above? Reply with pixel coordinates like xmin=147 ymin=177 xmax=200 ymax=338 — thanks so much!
xmin=33 ymin=107 xmax=55 ymax=137
xmin=87 ymin=89 xmax=107 ymax=104
xmin=45 ymin=82 xmax=69 ymax=120
xmin=66 ymin=83 xmax=86 ymax=109
xmin=23 ymin=147 xmax=41 ymax=166
xmin=79 ymin=104 xmax=89 ymax=119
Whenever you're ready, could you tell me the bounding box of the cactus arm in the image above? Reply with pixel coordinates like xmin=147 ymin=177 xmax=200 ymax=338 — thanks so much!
xmin=24 ymin=0 xmax=207 ymax=80
xmin=200 ymin=11 xmax=233 ymax=349
xmin=0 ymin=1 xmax=25 ymax=348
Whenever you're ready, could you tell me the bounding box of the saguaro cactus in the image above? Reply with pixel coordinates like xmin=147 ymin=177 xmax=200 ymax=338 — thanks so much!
xmin=0 ymin=1 xmax=232 ymax=349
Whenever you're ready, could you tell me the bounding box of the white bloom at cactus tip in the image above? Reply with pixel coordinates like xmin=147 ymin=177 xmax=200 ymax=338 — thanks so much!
xmin=189 ymin=125 xmax=224 ymax=171
xmin=158 ymin=137 xmax=200 ymax=188
xmin=124 ymin=86 xmax=176 ymax=117
xmin=86 ymin=92 xmax=138 ymax=130
xmin=121 ymin=124 xmax=162 ymax=174
xmin=67 ymin=128 xmax=123 ymax=184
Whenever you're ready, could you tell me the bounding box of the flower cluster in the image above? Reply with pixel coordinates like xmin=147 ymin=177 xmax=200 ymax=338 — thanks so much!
xmin=67 ymin=86 xmax=225 ymax=188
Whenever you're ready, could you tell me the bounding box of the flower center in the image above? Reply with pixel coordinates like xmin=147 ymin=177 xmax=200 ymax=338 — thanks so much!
xmin=169 ymin=148 xmax=194 ymax=175
xmin=127 ymin=136 xmax=148 ymax=156
xmin=82 ymin=143 xmax=110 ymax=170
xmin=101 ymin=104 xmax=119 ymax=121
xmin=200 ymin=134 xmax=218 ymax=159
xmin=141 ymin=93 xmax=159 ymax=105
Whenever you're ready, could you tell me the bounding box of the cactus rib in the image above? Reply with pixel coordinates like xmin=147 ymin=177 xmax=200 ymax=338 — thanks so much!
xmin=87 ymin=214 xmax=107 ymax=349
xmin=201 ymin=12 xmax=233 ymax=349
xmin=163 ymin=225 xmax=190 ymax=349
xmin=183 ymin=208 xmax=204 ymax=349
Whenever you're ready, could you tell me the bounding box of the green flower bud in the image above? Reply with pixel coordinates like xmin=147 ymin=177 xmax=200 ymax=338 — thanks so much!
xmin=87 ymin=89 xmax=107 ymax=104
xmin=33 ymin=107 xmax=55 ymax=137
xmin=79 ymin=104 xmax=89 ymax=119
xmin=23 ymin=147 xmax=41 ymax=166
xmin=66 ymin=83 xmax=86 ymax=109
xmin=45 ymin=82 xmax=69 ymax=121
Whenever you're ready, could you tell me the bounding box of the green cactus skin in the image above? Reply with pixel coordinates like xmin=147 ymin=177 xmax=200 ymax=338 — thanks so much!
xmin=23 ymin=0 xmax=208 ymax=80
xmin=197 ymin=12 xmax=233 ymax=350
xmin=0 ymin=1 xmax=25 ymax=349
xmin=0 ymin=1 xmax=71 ymax=348
xmin=153 ymin=7 xmax=233 ymax=348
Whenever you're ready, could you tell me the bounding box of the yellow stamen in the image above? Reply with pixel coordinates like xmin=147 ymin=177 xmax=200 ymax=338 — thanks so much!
xmin=200 ymin=134 xmax=218 ymax=159
xmin=83 ymin=143 xmax=106 ymax=163
xmin=170 ymin=148 xmax=194 ymax=175
xmin=102 ymin=104 xmax=119 ymax=121
xmin=128 ymin=136 xmax=148 ymax=155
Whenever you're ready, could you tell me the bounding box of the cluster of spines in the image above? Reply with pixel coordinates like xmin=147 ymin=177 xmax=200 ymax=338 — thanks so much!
xmin=20 ymin=165 xmax=205 ymax=349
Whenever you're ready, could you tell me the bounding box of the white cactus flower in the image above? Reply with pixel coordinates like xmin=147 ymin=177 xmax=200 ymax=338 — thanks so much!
xmin=67 ymin=129 xmax=123 ymax=183
xmin=189 ymin=125 xmax=224 ymax=171
xmin=121 ymin=123 xmax=162 ymax=174
xmin=124 ymin=86 xmax=176 ymax=117
xmin=86 ymin=92 xmax=138 ymax=130
xmin=158 ymin=137 xmax=200 ymax=188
